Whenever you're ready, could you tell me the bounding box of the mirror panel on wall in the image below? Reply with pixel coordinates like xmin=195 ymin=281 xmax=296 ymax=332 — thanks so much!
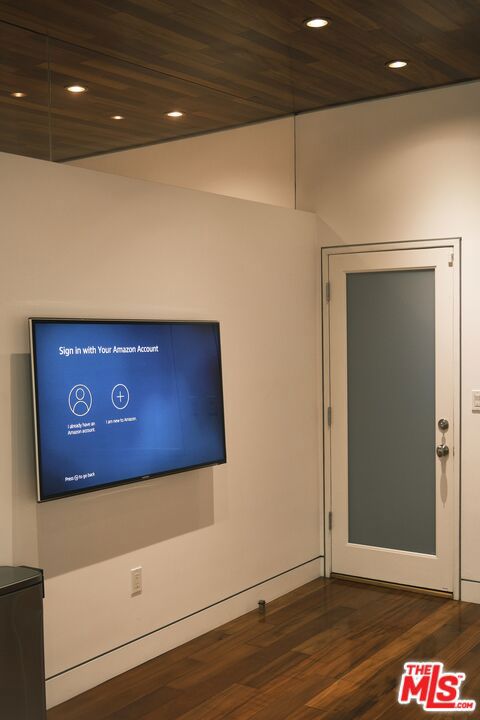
xmin=0 ymin=24 xmax=50 ymax=160
xmin=0 ymin=19 xmax=284 ymax=163
xmin=47 ymin=38 xmax=279 ymax=162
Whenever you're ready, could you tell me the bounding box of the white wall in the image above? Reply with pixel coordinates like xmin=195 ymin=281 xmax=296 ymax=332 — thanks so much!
xmin=0 ymin=153 xmax=321 ymax=706
xmin=5 ymin=75 xmax=479 ymax=709
xmin=70 ymin=117 xmax=295 ymax=208
xmin=295 ymin=79 xmax=480 ymax=600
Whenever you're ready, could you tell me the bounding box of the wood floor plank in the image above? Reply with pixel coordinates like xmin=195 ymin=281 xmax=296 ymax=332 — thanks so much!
xmin=174 ymin=684 xmax=258 ymax=720
xmin=242 ymin=650 xmax=308 ymax=689
xmin=248 ymin=674 xmax=335 ymax=720
xmin=49 ymin=580 xmax=480 ymax=720
xmin=221 ymin=693 xmax=268 ymax=719
xmin=306 ymin=601 xmax=457 ymax=709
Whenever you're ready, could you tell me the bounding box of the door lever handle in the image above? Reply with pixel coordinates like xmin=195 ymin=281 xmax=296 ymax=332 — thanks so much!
xmin=436 ymin=444 xmax=449 ymax=458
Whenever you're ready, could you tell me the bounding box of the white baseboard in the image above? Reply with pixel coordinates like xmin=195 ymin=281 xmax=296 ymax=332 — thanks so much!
xmin=461 ymin=579 xmax=480 ymax=604
xmin=47 ymin=556 xmax=324 ymax=709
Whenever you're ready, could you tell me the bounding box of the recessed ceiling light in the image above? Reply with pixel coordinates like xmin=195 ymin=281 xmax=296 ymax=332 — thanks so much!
xmin=65 ymin=84 xmax=87 ymax=93
xmin=386 ymin=60 xmax=408 ymax=69
xmin=166 ymin=111 xmax=184 ymax=118
xmin=11 ymin=91 xmax=27 ymax=98
xmin=111 ymin=115 xmax=124 ymax=120
xmin=304 ymin=17 xmax=329 ymax=28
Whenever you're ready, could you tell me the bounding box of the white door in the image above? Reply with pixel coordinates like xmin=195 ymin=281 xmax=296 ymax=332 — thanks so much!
xmin=329 ymin=247 xmax=455 ymax=592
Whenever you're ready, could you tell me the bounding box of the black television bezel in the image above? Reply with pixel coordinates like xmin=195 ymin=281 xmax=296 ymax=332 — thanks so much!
xmin=29 ymin=317 xmax=227 ymax=502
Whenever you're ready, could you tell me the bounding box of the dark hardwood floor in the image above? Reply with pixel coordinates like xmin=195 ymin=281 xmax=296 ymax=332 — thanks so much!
xmin=48 ymin=578 xmax=480 ymax=719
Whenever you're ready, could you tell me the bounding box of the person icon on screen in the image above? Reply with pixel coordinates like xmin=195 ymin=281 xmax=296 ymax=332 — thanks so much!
xmin=68 ymin=384 xmax=93 ymax=416
xmin=73 ymin=387 xmax=88 ymax=415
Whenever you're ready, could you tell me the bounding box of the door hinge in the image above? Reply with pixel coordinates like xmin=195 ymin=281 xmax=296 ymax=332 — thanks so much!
xmin=325 ymin=281 xmax=331 ymax=303
xmin=328 ymin=511 xmax=333 ymax=531
xmin=449 ymin=252 xmax=454 ymax=267
xmin=327 ymin=406 xmax=332 ymax=427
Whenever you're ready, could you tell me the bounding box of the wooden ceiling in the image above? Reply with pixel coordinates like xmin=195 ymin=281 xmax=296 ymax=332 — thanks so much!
xmin=0 ymin=0 xmax=479 ymax=161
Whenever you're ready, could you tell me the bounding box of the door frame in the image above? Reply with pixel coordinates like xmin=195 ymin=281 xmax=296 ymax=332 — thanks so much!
xmin=321 ymin=238 xmax=461 ymax=600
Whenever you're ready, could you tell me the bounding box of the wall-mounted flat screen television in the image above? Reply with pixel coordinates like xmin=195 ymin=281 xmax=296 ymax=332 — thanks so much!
xmin=29 ymin=319 xmax=227 ymax=501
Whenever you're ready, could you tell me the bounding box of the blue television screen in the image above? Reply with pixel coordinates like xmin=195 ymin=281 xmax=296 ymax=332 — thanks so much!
xmin=30 ymin=319 xmax=227 ymax=501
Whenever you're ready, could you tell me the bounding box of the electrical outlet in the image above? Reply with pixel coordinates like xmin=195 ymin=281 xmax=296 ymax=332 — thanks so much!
xmin=131 ymin=566 xmax=142 ymax=596
xmin=473 ymin=390 xmax=480 ymax=412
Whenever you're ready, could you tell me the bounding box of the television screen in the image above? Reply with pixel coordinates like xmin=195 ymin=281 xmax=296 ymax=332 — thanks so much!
xmin=29 ymin=319 xmax=227 ymax=501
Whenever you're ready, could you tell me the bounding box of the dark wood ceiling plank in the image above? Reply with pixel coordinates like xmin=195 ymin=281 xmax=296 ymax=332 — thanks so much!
xmin=0 ymin=0 xmax=478 ymax=160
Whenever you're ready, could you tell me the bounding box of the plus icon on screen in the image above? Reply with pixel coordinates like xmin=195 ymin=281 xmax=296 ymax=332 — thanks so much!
xmin=111 ymin=384 xmax=130 ymax=410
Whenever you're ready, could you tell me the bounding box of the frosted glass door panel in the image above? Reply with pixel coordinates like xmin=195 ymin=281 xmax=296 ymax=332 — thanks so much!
xmin=347 ymin=270 xmax=436 ymax=555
